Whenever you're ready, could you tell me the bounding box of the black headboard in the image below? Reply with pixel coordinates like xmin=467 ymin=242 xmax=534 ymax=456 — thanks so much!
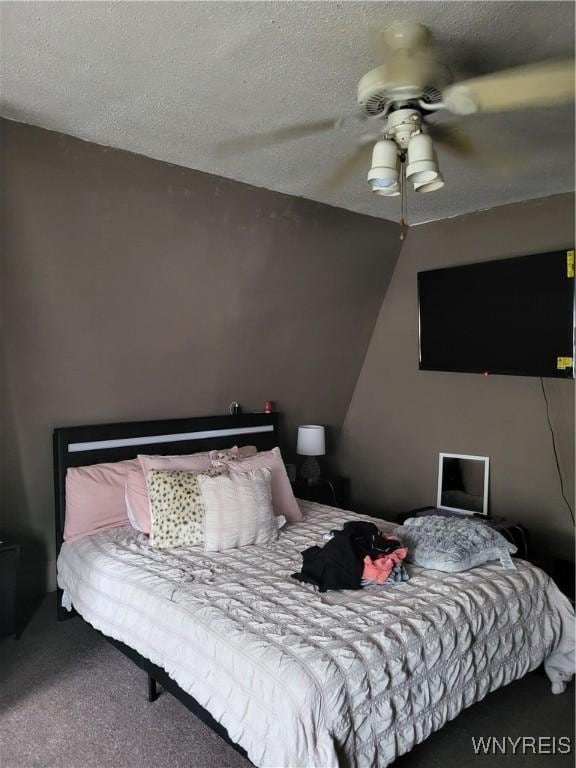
xmin=53 ymin=411 xmax=280 ymax=570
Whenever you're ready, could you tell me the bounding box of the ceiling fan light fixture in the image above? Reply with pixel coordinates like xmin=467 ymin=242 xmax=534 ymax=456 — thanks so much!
xmin=408 ymin=162 xmax=438 ymax=184
xmin=414 ymin=172 xmax=445 ymax=192
xmin=367 ymin=139 xmax=399 ymax=195
xmin=371 ymin=178 xmax=399 ymax=191
xmin=406 ymin=133 xmax=439 ymax=183
xmin=372 ymin=184 xmax=401 ymax=197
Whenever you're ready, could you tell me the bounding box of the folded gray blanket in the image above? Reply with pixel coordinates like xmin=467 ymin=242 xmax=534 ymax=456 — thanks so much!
xmin=393 ymin=516 xmax=517 ymax=572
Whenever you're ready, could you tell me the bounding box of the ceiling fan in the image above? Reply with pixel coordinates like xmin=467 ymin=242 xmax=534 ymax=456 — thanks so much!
xmin=216 ymin=21 xmax=574 ymax=219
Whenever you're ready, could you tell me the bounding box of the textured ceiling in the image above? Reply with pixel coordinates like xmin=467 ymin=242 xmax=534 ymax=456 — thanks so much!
xmin=1 ymin=1 xmax=574 ymax=224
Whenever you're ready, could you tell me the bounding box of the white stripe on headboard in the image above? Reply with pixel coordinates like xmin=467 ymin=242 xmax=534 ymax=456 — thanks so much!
xmin=67 ymin=425 xmax=275 ymax=453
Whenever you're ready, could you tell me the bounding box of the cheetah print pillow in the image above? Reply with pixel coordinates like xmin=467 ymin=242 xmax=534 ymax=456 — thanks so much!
xmin=147 ymin=468 xmax=224 ymax=549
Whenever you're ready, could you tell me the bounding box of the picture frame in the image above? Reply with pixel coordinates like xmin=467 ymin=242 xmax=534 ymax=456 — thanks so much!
xmin=437 ymin=453 xmax=490 ymax=516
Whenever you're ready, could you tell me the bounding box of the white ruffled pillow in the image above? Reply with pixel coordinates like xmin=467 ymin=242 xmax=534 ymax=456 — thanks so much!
xmin=211 ymin=447 xmax=302 ymax=522
xmin=199 ymin=467 xmax=285 ymax=552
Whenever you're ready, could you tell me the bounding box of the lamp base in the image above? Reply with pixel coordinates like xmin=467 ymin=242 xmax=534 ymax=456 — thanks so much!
xmin=299 ymin=456 xmax=321 ymax=485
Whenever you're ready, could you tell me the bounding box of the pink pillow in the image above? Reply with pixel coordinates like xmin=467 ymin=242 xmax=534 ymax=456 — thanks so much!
xmin=64 ymin=458 xmax=140 ymax=542
xmin=215 ymin=447 xmax=303 ymax=523
xmin=236 ymin=445 xmax=258 ymax=459
xmin=125 ymin=469 xmax=151 ymax=534
xmin=138 ymin=453 xmax=212 ymax=475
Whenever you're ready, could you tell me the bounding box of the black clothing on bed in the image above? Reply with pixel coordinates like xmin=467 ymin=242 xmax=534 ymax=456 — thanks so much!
xmin=291 ymin=521 xmax=402 ymax=592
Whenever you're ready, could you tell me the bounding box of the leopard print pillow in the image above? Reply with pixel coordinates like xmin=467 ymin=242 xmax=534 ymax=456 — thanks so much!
xmin=147 ymin=468 xmax=224 ymax=549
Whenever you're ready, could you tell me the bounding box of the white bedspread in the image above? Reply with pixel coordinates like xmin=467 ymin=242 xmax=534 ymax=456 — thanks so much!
xmin=57 ymin=502 xmax=575 ymax=768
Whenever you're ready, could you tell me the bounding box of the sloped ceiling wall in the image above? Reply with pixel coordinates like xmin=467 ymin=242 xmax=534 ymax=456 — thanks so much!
xmin=337 ymin=193 xmax=575 ymax=559
xmin=0 ymin=119 xmax=401 ymax=593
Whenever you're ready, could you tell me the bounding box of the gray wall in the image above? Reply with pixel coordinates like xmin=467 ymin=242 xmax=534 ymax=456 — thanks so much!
xmin=337 ymin=194 xmax=575 ymax=559
xmin=0 ymin=119 xmax=401 ymax=594
xmin=2 ymin=117 xmax=573 ymax=597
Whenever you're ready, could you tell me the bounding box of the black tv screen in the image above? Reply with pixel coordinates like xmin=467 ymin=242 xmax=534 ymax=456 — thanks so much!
xmin=418 ymin=250 xmax=575 ymax=379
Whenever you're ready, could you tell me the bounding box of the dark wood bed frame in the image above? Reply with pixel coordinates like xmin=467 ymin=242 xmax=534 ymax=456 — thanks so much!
xmin=54 ymin=411 xmax=282 ymax=763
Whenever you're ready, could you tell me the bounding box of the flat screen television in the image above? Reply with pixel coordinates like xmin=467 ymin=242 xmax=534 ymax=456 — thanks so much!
xmin=418 ymin=250 xmax=575 ymax=379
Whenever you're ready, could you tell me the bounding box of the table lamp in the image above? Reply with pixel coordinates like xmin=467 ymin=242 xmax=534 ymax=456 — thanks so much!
xmin=297 ymin=425 xmax=325 ymax=485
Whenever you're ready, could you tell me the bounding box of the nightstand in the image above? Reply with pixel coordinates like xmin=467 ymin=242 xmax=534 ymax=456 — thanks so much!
xmin=292 ymin=475 xmax=350 ymax=509
xmin=0 ymin=540 xmax=20 ymax=637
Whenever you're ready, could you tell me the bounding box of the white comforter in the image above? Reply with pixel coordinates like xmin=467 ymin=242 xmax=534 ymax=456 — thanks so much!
xmin=57 ymin=502 xmax=575 ymax=768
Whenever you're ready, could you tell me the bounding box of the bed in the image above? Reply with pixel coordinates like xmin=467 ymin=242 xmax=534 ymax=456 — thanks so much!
xmin=54 ymin=414 xmax=575 ymax=768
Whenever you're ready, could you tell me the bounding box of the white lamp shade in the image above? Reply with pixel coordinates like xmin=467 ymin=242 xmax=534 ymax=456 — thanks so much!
xmin=406 ymin=133 xmax=439 ymax=184
xmin=367 ymin=140 xmax=399 ymax=193
xmin=414 ymin=173 xmax=445 ymax=192
xmin=297 ymin=425 xmax=326 ymax=456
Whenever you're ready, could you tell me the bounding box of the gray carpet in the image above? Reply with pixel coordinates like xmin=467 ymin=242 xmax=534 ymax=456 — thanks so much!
xmin=0 ymin=594 xmax=573 ymax=768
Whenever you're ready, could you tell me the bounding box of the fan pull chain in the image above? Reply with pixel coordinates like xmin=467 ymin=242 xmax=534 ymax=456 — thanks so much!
xmin=399 ymin=154 xmax=408 ymax=241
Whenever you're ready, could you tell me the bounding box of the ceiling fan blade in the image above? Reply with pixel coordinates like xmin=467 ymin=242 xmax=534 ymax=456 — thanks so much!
xmin=319 ymin=143 xmax=373 ymax=191
xmin=430 ymin=119 xmax=542 ymax=174
xmin=426 ymin=123 xmax=476 ymax=157
xmin=215 ymin=118 xmax=338 ymax=156
xmin=443 ymin=58 xmax=575 ymax=115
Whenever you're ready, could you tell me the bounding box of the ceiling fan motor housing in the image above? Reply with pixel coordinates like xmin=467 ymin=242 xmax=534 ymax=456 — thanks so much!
xmin=357 ymin=58 xmax=451 ymax=117
xmin=358 ymin=64 xmax=422 ymax=116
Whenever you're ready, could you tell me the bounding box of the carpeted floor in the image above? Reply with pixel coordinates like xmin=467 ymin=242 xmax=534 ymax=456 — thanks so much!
xmin=1 ymin=594 xmax=573 ymax=768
